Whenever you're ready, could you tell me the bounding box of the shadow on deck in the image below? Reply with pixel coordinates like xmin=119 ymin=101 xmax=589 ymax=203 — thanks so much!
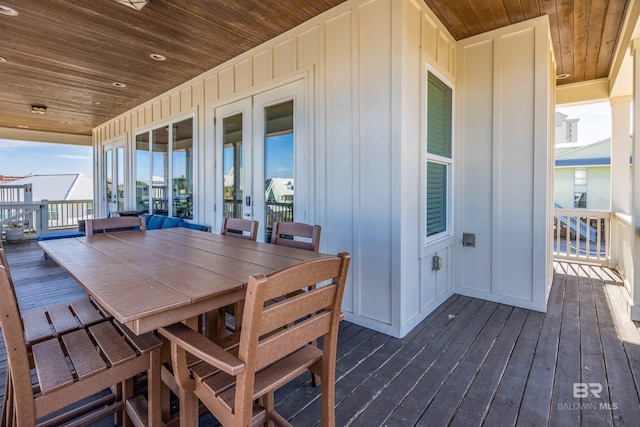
xmin=1 ymin=240 xmax=639 ymax=426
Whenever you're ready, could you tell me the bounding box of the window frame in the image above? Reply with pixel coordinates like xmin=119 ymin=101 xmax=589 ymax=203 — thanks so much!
xmin=133 ymin=112 xmax=197 ymax=219
xmin=573 ymin=168 xmax=587 ymax=209
xmin=422 ymin=66 xmax=455 ymax=249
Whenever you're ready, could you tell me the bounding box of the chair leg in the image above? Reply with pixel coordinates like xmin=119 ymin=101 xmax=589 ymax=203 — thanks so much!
xmin=261 ymin=391 xmax=275 ymax=427
xmin=147 ymin=349 xmax=162 ymax=427
xmin=178 ymin=389 xmax=198 ymax=427
xmin=122 ymin=379 xmax=134 ymax=427
xmin=320 ymin=364 xmax=335 ymax=427
xmin=233 ymin=300 xmax=244 ymax=331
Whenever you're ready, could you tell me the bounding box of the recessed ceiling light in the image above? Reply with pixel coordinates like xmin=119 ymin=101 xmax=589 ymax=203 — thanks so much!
xmin=89 ymin=100 xmax=101 ymax=105
xmin=30 ymin=105 xmax=47 ymax=115
xmin=0 ymin=56 xmax=7 ymax=63
xmin=0 ymin=5 xmax=18 ymax=16
xmin=113 ymin=0 xmax=148 ymax=11
xmin=150 ymin=53 xmax=166 ymax=61
xmin=112 ymin=82 xmax=127 ymax=88
xmin=61 ymin=121 xmax=71 ymax=125
xmin=18 ymin=125 xmax=29 ymax=129
xmin=556 ymin=73 xmax=570 ymax=80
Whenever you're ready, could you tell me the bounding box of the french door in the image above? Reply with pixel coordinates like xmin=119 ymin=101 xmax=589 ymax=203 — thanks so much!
xmin=215 ymin=79 xmax=308 ymax=242
xmin=103 ymin=139 xmax=126 ymax=217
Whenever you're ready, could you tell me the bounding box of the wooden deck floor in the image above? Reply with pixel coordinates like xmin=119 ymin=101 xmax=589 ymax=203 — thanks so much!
xmin=2 ymin=240 xmax=640 ymax=426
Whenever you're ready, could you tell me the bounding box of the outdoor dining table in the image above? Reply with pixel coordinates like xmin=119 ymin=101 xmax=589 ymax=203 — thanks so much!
xmin=38 ymin=227 xmax=332 ymax=335
xmin=39 ymin=227 xmax=334 ymax=424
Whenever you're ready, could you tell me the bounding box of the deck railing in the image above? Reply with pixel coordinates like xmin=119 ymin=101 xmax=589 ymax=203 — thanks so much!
xmin=553 ymin=209 xmax=610 ymax=265
xmin=610 ymin=212 xmax=633 ymax=293
xmin=1 ymin=197 xmax=94 ymax=239
xmin=47 ymin=200 xmax=94 ymax=229
xmin=0 ymin=183 xmax=33 ymax=204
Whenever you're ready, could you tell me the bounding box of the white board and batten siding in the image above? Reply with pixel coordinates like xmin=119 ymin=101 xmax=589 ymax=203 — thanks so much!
xmin=455 ymin=17 xmax=555 ymax=312
xmin=396 ymin=0 xmax=457 ymax=336
xmin=93 ymin=0 xmax=552 ymax=337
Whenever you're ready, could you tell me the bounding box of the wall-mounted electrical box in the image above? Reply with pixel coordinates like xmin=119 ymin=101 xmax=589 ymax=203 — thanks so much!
xmin=462 ymin=233 xmax=476 ymax=247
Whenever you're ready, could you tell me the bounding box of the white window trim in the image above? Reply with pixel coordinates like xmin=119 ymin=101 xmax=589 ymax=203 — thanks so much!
xmin=421 ymin=65 xmax=455 ymax=252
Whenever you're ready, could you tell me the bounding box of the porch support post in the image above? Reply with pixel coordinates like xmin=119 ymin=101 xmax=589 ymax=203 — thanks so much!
xmin=611 ymin=96 xmax=631 ymax=214
xmin=629 ymin=39 xmax=640 ymax=320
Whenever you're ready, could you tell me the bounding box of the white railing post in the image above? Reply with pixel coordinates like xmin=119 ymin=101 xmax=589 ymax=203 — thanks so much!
xmin=610 ymin=214 xmax=619 ymax=269
xmin=25 ymin=184 xmax=33 ymax=204
xmin=40 ymin=199 xmax=49 ymax=234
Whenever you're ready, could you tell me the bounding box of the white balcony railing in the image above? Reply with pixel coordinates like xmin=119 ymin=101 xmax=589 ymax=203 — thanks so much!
xmin=553 ymin=209 xmax=611 ymax=265
xmin=47 ymin=199 xmax=94 ymax=230
xmin=610 ymin=212 xmax=633 ymax=293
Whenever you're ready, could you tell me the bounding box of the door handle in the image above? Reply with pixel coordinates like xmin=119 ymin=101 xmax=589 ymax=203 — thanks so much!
xmin=245 ymin=196 xmax=251 ymax=207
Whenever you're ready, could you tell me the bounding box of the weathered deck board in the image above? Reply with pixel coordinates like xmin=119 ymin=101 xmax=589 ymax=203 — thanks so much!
xmin=1 ymin=241 xmax=640 ymax=426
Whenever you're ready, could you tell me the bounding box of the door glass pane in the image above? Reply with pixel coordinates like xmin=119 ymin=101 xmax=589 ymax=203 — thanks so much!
xmin=152 ymin=127 xmax=169 ymax=216
xmin=135 ymin=133 xmax=150 ymax=214
xmin=264 ymin=100 xmax=294 ymax=242
xmin=223 ymin=113 xmax=243 ymax=219
xmin=172 ymin=118 xmax=193 ymax=219
xmin=116 ymin=147 xmax=125 ymax=212
xmin=105 ymin=149 xmax=113 ymax=212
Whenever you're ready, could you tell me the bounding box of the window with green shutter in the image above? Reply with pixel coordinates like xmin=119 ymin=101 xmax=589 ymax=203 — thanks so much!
xmin=426 ymin=72 xmax=452 ymax=240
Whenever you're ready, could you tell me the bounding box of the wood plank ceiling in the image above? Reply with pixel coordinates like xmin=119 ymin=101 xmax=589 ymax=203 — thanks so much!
xmin=0 ymin=0 xmax=629 ymax=137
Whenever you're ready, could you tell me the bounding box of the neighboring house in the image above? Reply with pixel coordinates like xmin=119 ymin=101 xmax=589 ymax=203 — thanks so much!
xmin=555 ymin=139 xmax=614 ymax=210
xmin=0 ymin=174 xmax=30 ymax=184
xmin=265 ymin=178 xmax=294 ymax=203
xmin=4 ymin=174 xmax=93 ymax=202
xmin=0 ymin=174 xmax=94 ymax=227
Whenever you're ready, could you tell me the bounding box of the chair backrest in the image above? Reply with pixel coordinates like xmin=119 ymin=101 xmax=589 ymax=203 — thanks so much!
xmin=270 ymin=221 xmax=321 ymax=252
xmin=221 ymin=217 xmax=258 ymax=241
xmin=0 ymin=240 xmax=18 ymax=307
xmin=234 ymin=253 xmax=350 ymax=412
xmin=85 ymin=216 xmax=146 ymax=236
xmin=0 ymin=264 xmax=38 ymax=420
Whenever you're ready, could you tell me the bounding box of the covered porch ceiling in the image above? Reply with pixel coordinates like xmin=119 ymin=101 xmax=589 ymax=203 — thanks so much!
xmin=0 ymin=0 xmax=632 ymax=139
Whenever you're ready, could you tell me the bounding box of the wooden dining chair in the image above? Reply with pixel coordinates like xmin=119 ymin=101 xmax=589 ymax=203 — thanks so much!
xmin=213 ymin=218 xmax=260 ymax=336
xmin=271 ymin=221 xmax=321 ymax=252
xmin=159 ymin=252 xmax=350 ymax=427
xmin=220 ymin=217 xmax=259 ymax=241
xmin=0 ymin=258 xmax=163 ymax=425
xmin=270 ymin=221 xmax=323 ymax=385
xmin=85 ymin=215 xmax=146 ymax=236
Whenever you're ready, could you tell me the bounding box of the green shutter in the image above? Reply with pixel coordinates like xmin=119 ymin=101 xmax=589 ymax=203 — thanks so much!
xmin=427 ymin=162 xmax=447 ymax=236
xmin=427 ymin=72 xmax=452 ymax=158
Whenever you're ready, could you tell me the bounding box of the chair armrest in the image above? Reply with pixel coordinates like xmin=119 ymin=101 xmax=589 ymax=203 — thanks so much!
xmin=159 ymin=323 xmax=245 ymax=376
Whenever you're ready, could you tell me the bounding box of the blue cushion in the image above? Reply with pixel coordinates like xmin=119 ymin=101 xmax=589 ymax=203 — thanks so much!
xmin=145 ymin=214 xmax=153 ymax=224
xmin=162 ymin=217 xmax=184 ymax=228
xmin=146 ymin=215 xmax=165 ymax=230
xmin=38 ymin=231 xmax=85 ymax=241
xmin=179 ymin=222 xmax=209 ymax=232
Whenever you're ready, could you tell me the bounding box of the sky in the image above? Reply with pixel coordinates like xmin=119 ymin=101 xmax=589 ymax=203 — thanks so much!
xmin=224 ymin=133 xmax=294 ymax=179
xmin=556 ymin=101 xmax=613 ymax=145
xmin=0 ymin=131 xmax=292 ymax=184
xmin=0 ymin=139 xmax=93 ymax=177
